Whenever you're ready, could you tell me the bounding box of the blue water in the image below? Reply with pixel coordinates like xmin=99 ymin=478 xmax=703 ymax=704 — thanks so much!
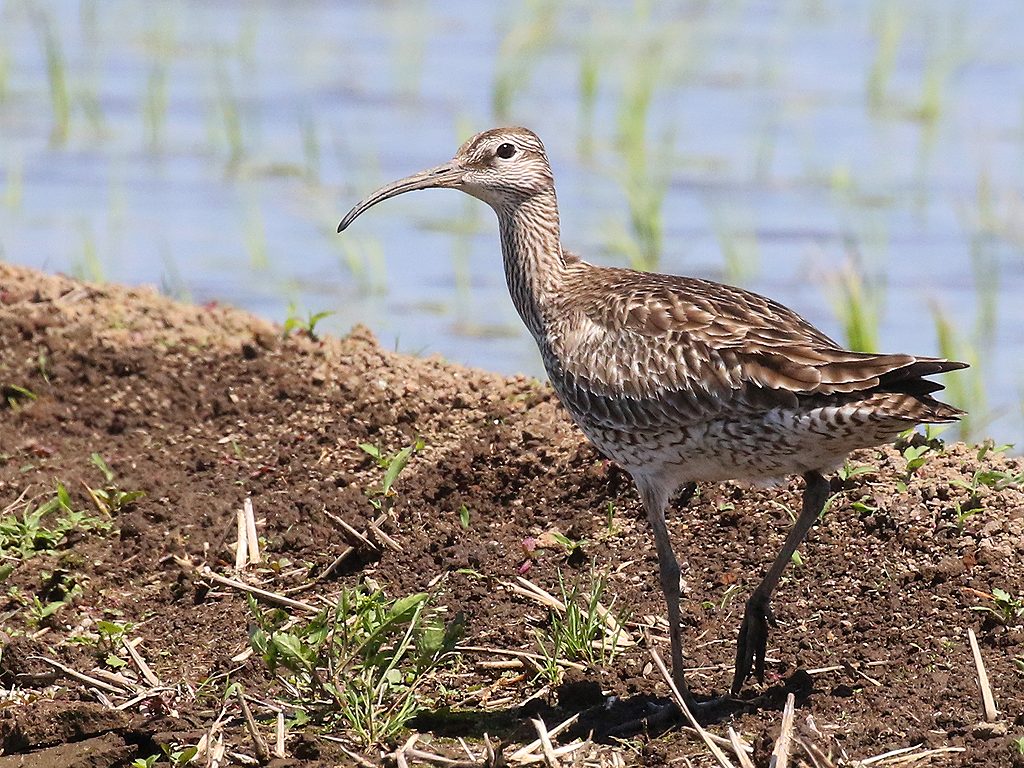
xmin=1 ymin=1 xmax=1021 ymax=442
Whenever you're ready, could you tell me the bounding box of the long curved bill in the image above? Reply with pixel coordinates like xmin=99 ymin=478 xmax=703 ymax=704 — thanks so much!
xmin=337 ymin=164 xmax=464 ymax=232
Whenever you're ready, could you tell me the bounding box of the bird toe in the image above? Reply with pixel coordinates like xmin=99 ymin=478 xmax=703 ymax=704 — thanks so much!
xmin=731 ymin=594 xmax=774 ymax=694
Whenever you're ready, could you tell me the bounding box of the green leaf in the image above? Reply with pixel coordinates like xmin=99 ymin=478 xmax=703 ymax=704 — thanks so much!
xmin=358 ymin=443 xmax=381 ymax=461
xmin=902 ymin=445 xmax=931 ymax=472
xmin=116 ymin=490 xmax=146 ymax=505
xmin=56 ymin=482 xmax=72 ymax=512
xmin=308 ymin=310 xmax=333 ymax=327
xmin=360 ymin=593 xmax=428 ymax=659
xmin=97 ymin=619 xmax=125 ymax=637
xmin=288 ymin=709 xmax=310 ymax=728
xmin=271 ymin=631 xmax=311 ymax=669
xmin=6 ymin=384 xmax=36 ymax=401
xmin=417 ymin=619 xmax=446 ymax=658
xmin=90 ymin=453 xmax=115 ymax=482
xmin=441 ymin=611 xmax=466 ymax=653
xmin=382 ymin=445 xmax=415 ymax=493
xmin=36 ymin=598 xmax=65 ymax=618
xmin=389 ymin=592 xmax=428 ymax=623
xmin=250 ymin=627 xmax=269 ymax=657
xmin=106 ymin=653 xmax=127 ymax=668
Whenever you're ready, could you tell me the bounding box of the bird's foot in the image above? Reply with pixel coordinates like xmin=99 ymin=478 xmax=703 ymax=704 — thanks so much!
xmin=731 ymin=592 xmax=776 ymax=694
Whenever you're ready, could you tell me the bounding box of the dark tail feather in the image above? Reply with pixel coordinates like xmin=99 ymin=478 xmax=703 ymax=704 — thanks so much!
xmin=872 ymin=358 xmax=967 ymax=424
xmin=877 ymin=358 xmax=968 ymax=398
xmin=917 ymin=396 xmax=966 ymax=423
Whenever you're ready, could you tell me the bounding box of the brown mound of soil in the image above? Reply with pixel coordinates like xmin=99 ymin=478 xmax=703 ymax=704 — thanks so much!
xmin=1 ymin=263 xmax=1022 ymax=767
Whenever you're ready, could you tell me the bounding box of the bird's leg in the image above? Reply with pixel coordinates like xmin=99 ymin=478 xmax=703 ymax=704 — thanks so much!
xmin=604 ymin=478 xmax=729 ymax=738
xmin=732 ymin=470 xmax=830 ymax=694
xmin=637 ymin=478 xmax=697 ymax=710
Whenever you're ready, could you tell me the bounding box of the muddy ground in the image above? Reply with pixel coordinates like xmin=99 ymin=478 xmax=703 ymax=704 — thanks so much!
xmin=0 ymin=263 xmax=1022 ymax=767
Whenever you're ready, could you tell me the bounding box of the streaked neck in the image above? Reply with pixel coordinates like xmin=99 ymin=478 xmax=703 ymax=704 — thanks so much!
xmin=497 ymin=190 xmax=566 ymax=341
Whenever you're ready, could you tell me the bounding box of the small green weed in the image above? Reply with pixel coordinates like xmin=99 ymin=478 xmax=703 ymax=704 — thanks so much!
xmin=159 ymin=743 xmax=198 ymax=766
xmin=1 ymin=483 xmax=112 ymax=560
xmin=89 ymin=618 xmax=136 ymax=668
xmin=96 ymin=618 xmax=134 ymax=647
xmin=949 ymin=465 xmax=1023 ymax=531
xmin=838 ymin=460 xmax=875 ymax=483
xmin=3 ymin=383 xmax=37 ymax=410
xmin=902 ymin=444 xmax=931 ymax=474
xmin=720 ymin=583 xmax=742 ymax=611
xmin=952 ymin=500 xmax=980 ymax=533
xmin=249 ymin=585 xmax=463 ymax=746
xmin=603 ymin=501 xmax=618 ymax=537
xmin=952 ymin=467 xmax=1023 ymax=495
xmin=534 ymin=568 xmax=626 ymax=684
xmin=87 ymin=454 xmax=145 ymax=515
xmin=19 ymin=569 xmax=82 ymax=628
xmin=458 ymin=504 xmax=470 ymax=529
xmin=894 ymin=435 xmax=942 ymax=491
xmin=283 ymin=304 xmax=334 ymax=341
xmin=947 ymin=441 xmax=1022 ymax=530
xmin=546 ymin=531 xmax=584 ymax=557
xmin=971 ymin=588 xmax=1024 ymax=627
xmin=850 ymin=498 xmax=878 ymax=516
xmin=359 ymin=439 xmax=424 ymax=513
xmin=975 ymin=439 xmax=1012 ymax=462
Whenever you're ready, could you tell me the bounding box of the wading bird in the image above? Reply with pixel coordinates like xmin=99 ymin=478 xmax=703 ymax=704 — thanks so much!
xmin=338 ymin=127 xmax=965 ymax=715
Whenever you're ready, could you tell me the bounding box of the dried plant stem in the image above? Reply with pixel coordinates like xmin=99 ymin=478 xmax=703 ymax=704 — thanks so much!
xmin=456 ymin=644 xmax=587 ymax=671
xmin=32 ymin=656 xmax=130 ymax=695
xmin=967 ymin=627 xmax=998 ymax=722
xmin=531 ymin=718 xmax=560 ymax=767
xmin=123 ymin=637 xmax=161 ymax=687
xmin=510 ymin=713 xmax=579 ymax=761
xmin=244 ymin=497 xmax=261 ymax=564
xmin=234 ymin=506 xmax=248 ymax=569
xmin=202 ymin=567 xmax=318 ymax=613
xmin=769 ymin=693 xmax=796 ymax=768
xmin=512 ymin=577 xmax=566 ymax=611
xmin=647 ymin=644 xmax=736 ymax=768
xmin=729 ymin=727 xmax=756 ymax=768
xmin=235 ymin=685 xmax=270 ymax=763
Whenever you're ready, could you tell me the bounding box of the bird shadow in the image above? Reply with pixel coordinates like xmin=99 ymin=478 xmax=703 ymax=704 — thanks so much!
xmin=566 ymin=669 xmax=815 ymax=743
xmin=408 ymin=670 xmax=815 ymax=747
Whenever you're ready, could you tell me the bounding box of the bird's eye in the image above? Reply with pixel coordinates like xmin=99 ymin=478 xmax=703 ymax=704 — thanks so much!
xmin=496 ymin=142 xmax=516 ymax=159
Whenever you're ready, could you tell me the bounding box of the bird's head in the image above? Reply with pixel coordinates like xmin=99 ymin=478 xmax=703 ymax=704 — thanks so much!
xmin=338 ymin=127 xmax=553 ymax=232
